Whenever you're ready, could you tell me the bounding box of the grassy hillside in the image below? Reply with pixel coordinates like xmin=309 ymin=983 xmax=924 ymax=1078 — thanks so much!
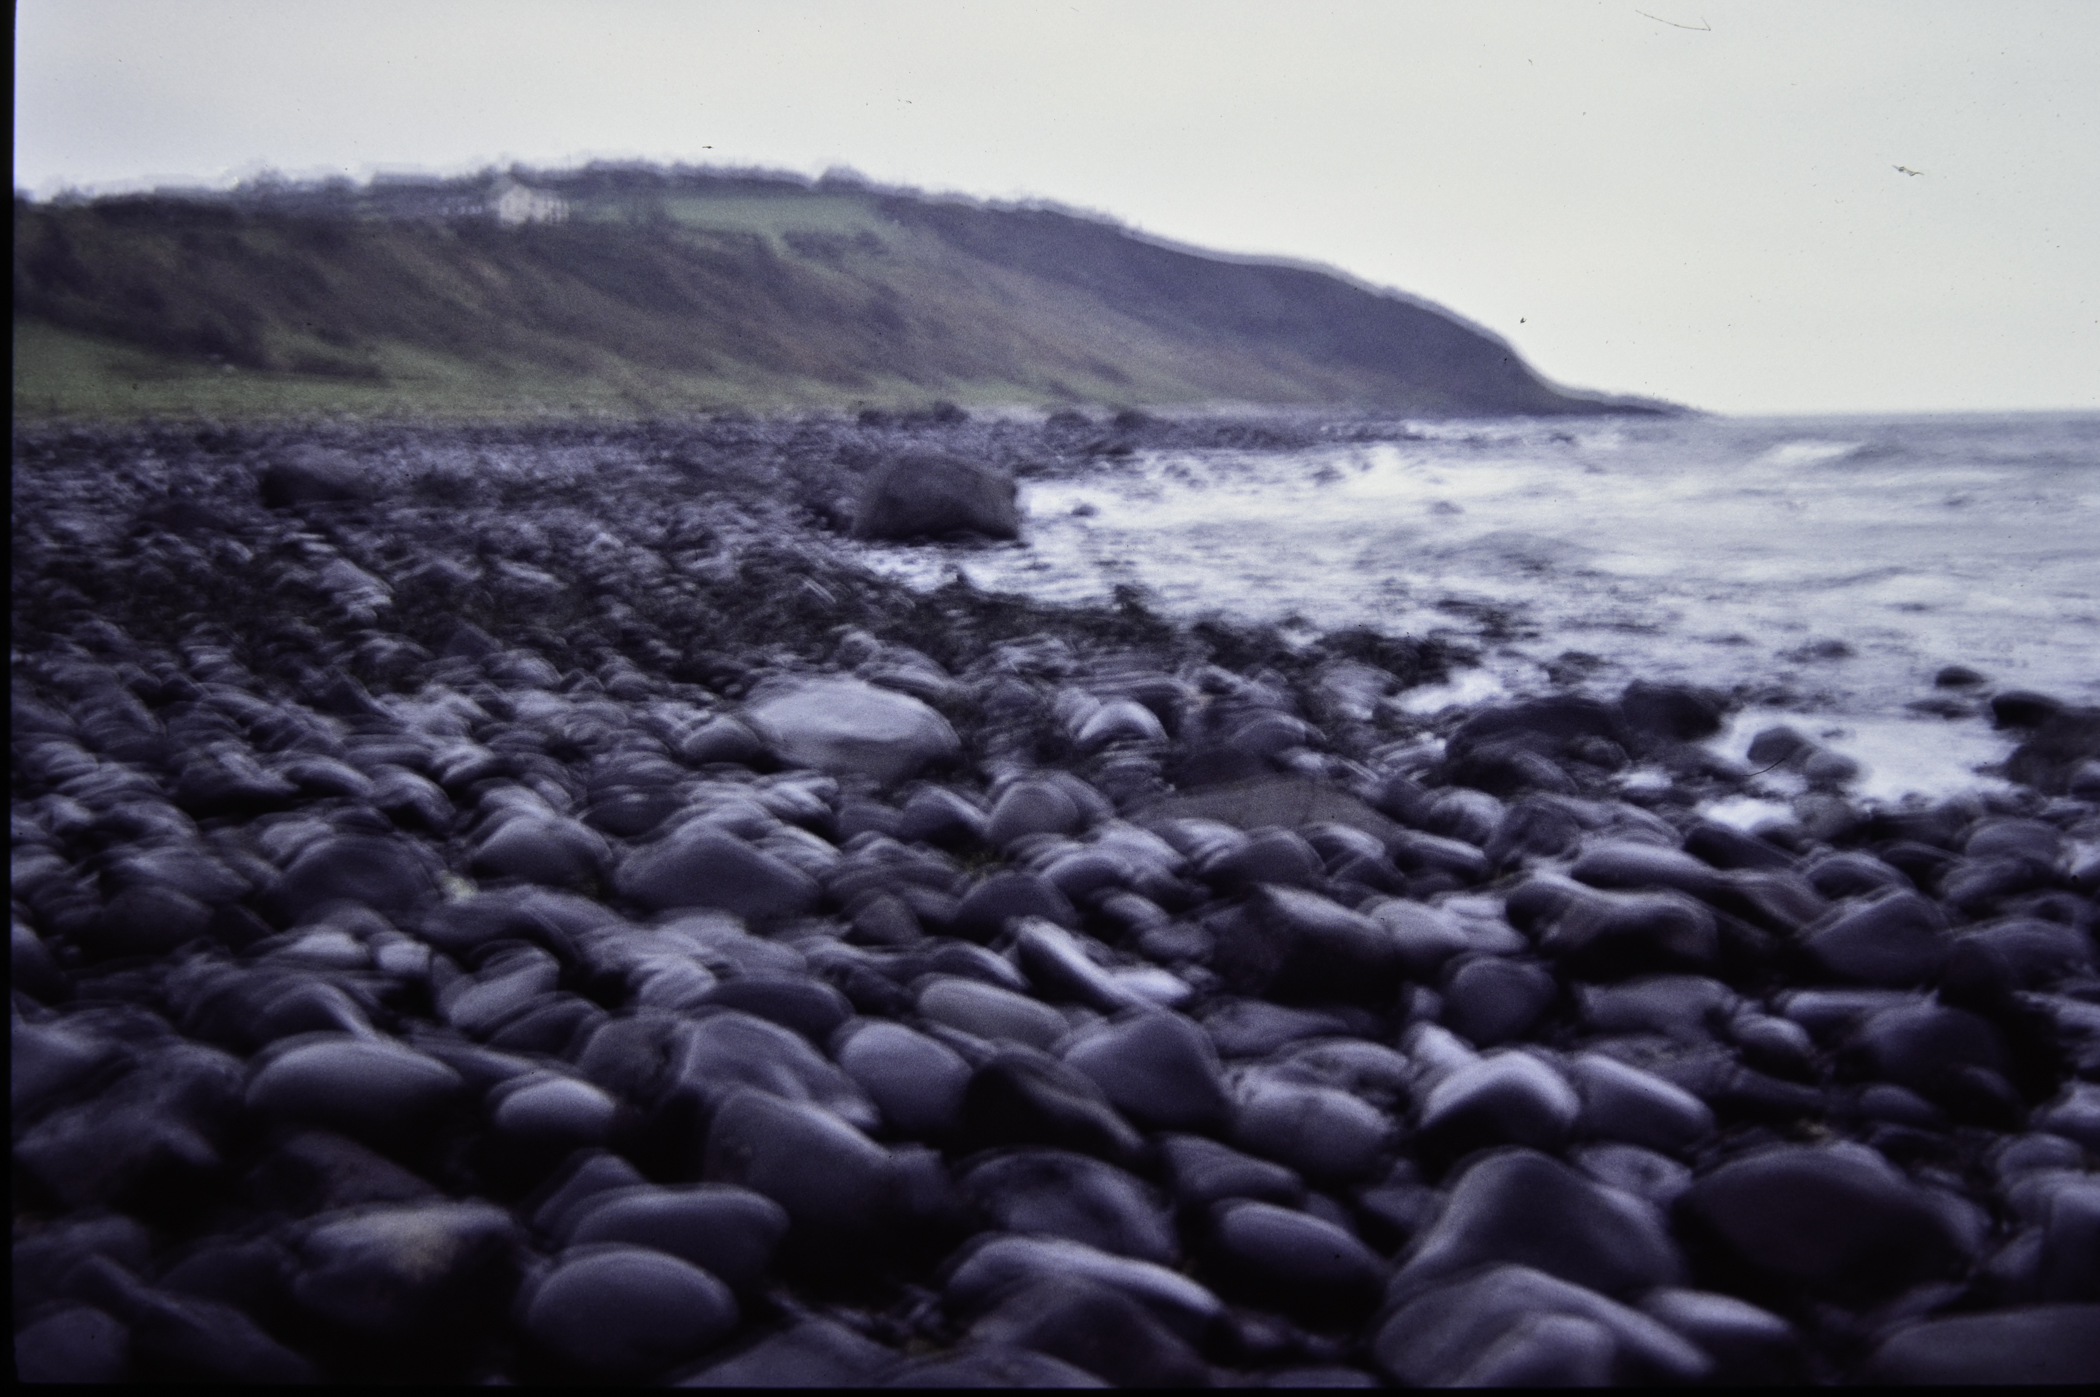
xmin=12 ymin=168 xmax=1640 ymax=420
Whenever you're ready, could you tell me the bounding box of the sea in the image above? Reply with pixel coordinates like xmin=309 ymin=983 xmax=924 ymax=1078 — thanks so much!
xmin=859 ymin=411 xmax=2100 ymax=816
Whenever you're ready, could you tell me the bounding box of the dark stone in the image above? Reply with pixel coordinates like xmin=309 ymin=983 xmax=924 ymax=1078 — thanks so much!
xmin=956 ymin=1046 xmax=1145 ymax=1164
xmin=1213 ymin=885 xmax=1399 ymax=1004
xmin=614 ymin=825 xmax=819 ymax=921
xmin=13 ymin=1304 xmax=131 ymax=1383
xmin=273 ymin=833 xmax=437 ymax=921
xmin=1992 ymin=689 xmax=2067 ymax=729
xmin=985 ymin=779 xmax=1084 ymax=847
xmin=668 ymin=1009 xmax=877 ymax=1134
xmin=960 ymin=1148 xmax=1177 ymax=1264
xmin=1440 ymin=955 xmax=1557 ymax=1047
xmin=524 ymin=1245 xmax=740 ymax=1378
xmin=1061 ymin=1008 xmax=1232 ymax=1133
xmin=1568 ymin=1052 xmax=1716 ymax=1153
xmin=13 ymin=1213 xmax=154 ymax=1317
xmin=246 ymin=1037 xmax=465 ymax=1150
xmin=951 ymin=871 xmax=1079 ymax=942
xmin=1639 ymin=1288 xmax=1803 ymax=1384
xmin=258 ymin=447 xmax=376 ymax=509
xmin=1375 ymin=1264 xmax=1710 ymax=1386
xmin=245 ymin=1129 xmax=441 ymax=1216
xmin=1205 ymin=1199 xmax=1387 ymax=1321
xmin=1843 ymin=1001 xmax=2016 ymax=1120
xmin=2005 ymin=707 xmax=2100 ymax=793
xmin=1684 ymin=820 xmax=1797 ymax=872
xmin=88 ymin=884 xmax=214 ymax=958
xmin=1570 ymin=842 xmax=1725 ymax=899
xmin=290 ymin=1199 xmax=519 ymax=1341
xmin=1674 ymin=1143 xmax=1976 ymax=1304
xmin=15 ymin=1042 xmax=244 ymax=1213
xmin=897 ymin=785 xmax=989 ymax=850
xmin=469 ymin=815 xmax=610 ymax=891
xmin=1803 ymin=891 xmax=1951 ymax=987
xmin=1445 ymin=697 xmax=1627 ymax=765
xmin=565 ymin=1183 xmax=788 ymax=1291
xmin=1233 ymin=1074 xmax=1393 ymax=1185
xmin=1159 ymin=1133 xmax=1307 ymax=1211
xmin=880 ymin=1345 xmax=1108 ymax=1387
xmin=702 ymin=1089 xmax=900 ymax=1256
xmin=853 ymin=452 xmax=1020 ymax=542
xmin=1199 ymin=828 xmax=1325 ymax=892
xmin=1391 ymin=1148 xmax=1685 ymax=1300
xmin=965 ymin=1275 xmax=1211 ymax=1388
xmin=695 ymin=974 xmax=853 ymax=1043
xmin=916 ymin=975 xmax=1069 ymax=1050
xmin=676 ymin=1317 xmax=899 ymax=1387
xmin=1863 ymin=1303 xmax=2100 ymax=1384
xmin=835 ymin=1019 xmax=973 ymax=1140
xmin=1538 ymin=888 xmax=1720 ymax=978
xmin=941 ymin=1232 xmax=1225 ymax=1342
xmin=1619 ymin=680 xmax=1729 ymax=747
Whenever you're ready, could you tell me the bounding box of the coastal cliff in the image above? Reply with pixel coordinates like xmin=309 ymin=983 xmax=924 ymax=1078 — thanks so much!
xmin=13 ymin=165 xmax=1657 ymax=419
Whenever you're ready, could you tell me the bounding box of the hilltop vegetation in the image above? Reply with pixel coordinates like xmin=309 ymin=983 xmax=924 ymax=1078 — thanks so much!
xmin=13 ymin=165 xmax=1644 ymax=420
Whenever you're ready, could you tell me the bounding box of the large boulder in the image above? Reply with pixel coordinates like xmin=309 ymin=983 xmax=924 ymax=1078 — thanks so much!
xmin=744 ymin=678 xmax=960 ymax=786
xmin=852 ymin=452 xmax=1021 ymax=542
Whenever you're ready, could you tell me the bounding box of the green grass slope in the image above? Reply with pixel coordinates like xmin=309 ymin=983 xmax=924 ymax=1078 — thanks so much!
xmin=12 ymin=169 xmax=1638 ymax=420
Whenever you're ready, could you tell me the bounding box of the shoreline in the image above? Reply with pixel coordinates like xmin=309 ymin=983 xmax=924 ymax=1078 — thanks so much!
xmin=14 ymin=416 xmax=2100 ymax=1384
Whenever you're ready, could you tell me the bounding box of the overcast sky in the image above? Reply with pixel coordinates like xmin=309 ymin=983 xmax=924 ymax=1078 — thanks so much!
xmin=15 ymin=0 xmax=2098 ymax=414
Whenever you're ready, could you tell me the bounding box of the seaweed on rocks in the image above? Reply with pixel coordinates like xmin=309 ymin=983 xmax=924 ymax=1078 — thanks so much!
xmin=13 ymin=416 xmax=2100 ymax=1385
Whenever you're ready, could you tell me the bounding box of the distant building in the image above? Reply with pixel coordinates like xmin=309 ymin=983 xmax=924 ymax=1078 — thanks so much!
xmin=489 ymin=175 xmax=568 ymax=226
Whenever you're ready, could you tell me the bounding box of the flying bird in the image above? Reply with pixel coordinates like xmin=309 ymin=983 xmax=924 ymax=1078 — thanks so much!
xmin=1895 ymin=165 xmax=1925 ymax=177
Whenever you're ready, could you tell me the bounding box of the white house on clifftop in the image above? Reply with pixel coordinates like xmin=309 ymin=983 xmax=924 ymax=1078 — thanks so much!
xmin=489 ymin=175 xmax=568 ymax=226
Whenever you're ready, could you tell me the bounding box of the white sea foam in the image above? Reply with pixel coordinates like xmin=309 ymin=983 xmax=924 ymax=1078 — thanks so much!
xmin=860 ymin=412 xmax=2100 ymax=801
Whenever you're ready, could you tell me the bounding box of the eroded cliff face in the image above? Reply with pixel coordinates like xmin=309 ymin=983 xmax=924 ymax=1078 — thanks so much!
xmin=13 ymin=170 xmax=1644 ymax=419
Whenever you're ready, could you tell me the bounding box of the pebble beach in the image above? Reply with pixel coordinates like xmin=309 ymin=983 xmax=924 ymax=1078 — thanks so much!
xmin=13 ymin=411 xmax=2100 ymax=1385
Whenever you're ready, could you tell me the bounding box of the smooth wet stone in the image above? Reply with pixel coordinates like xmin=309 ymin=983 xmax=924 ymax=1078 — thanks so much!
xmin=1233 ymin=1073 xmax=1393 ymax=1184
xmin=943 ymin=1231 xmax=1225 ymax=1342
xmin=1683 ymin=819 xmax=1797 ymax=872
xmin=1270 ymin=1038 xmax=1415 ymax=1111
xmin=950 ymin=870 xmax=1079 ymax=941
xmin=1206 ymin=1199 xmax=1387 ymax=1320
xmin=13 ymin=1213 xmax=154 ymax=1320
xmin=1571 ymin=1141 xmax=1693 ymax=1211
xmin=1944 ymin=918 xmax=2096 ymax=1001
xmin=564 ymin=1183 xmax=789 ymax=1291
xmin=745 ymin=677 xmax=960 ymax=786
xmin=1158 ymin=1133 xmax=1307 ymax=1211
xmin=881 ymin=1344 xmax=1109 ymax=1387
xmin=1844 ymin=1000 xmax=2017 ymax=1120
xmin=1862 ymin=1303 xmax=2100 ymax=1384
xmin=1577 ymin=974 xmax=1736 ymax=1043
xmin=915 ymin=974 xmax=1067 ymax=1051
xmin=1539 ymin=887 xmax=1720 ymax=978
xmin=1415 ymin=1050 xmax=1581 ymax=1160
xmin=1803 ymin=890 xmax=1951 ymax=987
xmin=1639 ymin=1287 xmax=1804 ymax=1384
xmin=957 ymin=1046 xmax=1145 ymax=1163
xmin=1392 ymin=1147 xmax=1684 ymax=1299
xmin=1439 ymin=954 xmax=1556 ymax=1046
xmin=13 ymin=1304 xmax=132 ymax=1383
xmin=1675 ymin=1143 xmax=1976 ymax=1304
xmin=2034 ymin=1080 xmax=2100 ymax=1150
xmin=960 ymin=1148 xmax=1177 ymax=1263
xmin=12 ymin=1019 xmax=124 ymax=1122
xmin=676 ymin=1316 xmax=900 ymax=1387
xmin=836 ymin=1019 xmax=973 ymax=1140
xmin=1060 ymin=1008 xmax=1231 ymax=1133
xmin=1568 ymin=1051 xmax=1716 ymax=1153
xmin=1200 ymin=999 xmax=1359 ymax=1058
xmin=246 ymin=1036 xmax=465 ymax=1148
xmin=669 ymin=1007 xmax=877 ymax=1134
xmin=63 ymin=1255 xmax=320 ymax=1384
xmin=614 ymin=825 xmax=819 ymax=921
xmin=966 ymin=1275 xmax=1212 ymax=1388
xmin=695 ymin=973 xmax=853 ymax=1042
xmin=291 ymin=1199 xmax=519 ymax=1340
xmin=243 ymin=1129 xmax=440 ymax=1217
xmin=273 ymin=833 xmax=437 ymax=921
xmin=1367 ymin=898 xmax=1470 ymax=975
xmin=526 ymin=1245 xmax=740 ymax=1378
xmin=702 ymin=1089 xmax=900 ymax=1253
xmin=895 ymin=784 xmax=989 ymax=850
xmin=442 ymin=943 xmax=561 ymax=1036
xmin=491 ymin=1074 xmax=618 ymax=1149
xmin=1571 ymin=841 xmax=1725 ymax=898
xmin=16 ymin=1042 xmax=245 ymax=1211
xmin=986 ymin=779 xmax=1084 ymax=848
xmin=468 ymin=814 xmax=610 ymax=890
xmin=1374 ymin=1263 xmax=1712 ymax=1387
